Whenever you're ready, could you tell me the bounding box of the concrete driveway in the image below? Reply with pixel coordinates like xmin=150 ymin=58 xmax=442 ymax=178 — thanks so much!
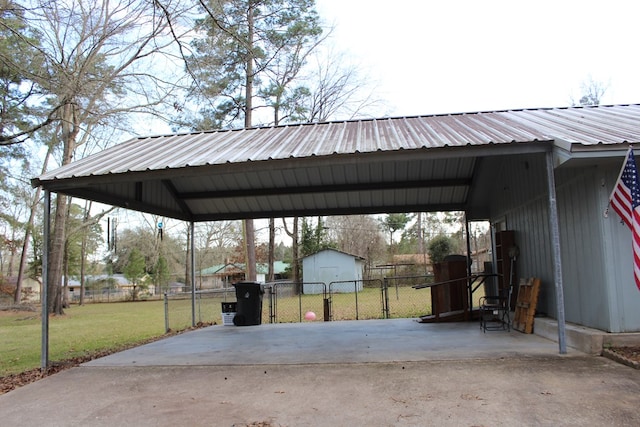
xmin=1 ymin=319 xmax=640 ymax=426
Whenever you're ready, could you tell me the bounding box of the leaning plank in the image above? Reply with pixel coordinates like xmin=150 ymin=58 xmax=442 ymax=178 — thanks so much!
xmin=513 ymin=278 xmax=541 ymax=334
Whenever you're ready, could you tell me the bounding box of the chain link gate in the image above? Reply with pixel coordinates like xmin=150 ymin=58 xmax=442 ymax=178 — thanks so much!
xmin=266 ymin=281 xmax=329 ymax=323
xmin=260 ymin=275 xmax=440 ymax=323
xmin=328 ymin=279 xmax=385 ymax=320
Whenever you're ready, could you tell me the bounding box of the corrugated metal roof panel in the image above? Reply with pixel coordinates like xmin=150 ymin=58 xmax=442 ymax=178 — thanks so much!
xmin=37 ymin=104 xmax=640 ymax=183
xmin=32 ymin=104 xmax=640 ymax=221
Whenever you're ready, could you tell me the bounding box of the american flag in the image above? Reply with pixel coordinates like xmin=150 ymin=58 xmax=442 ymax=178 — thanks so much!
xmin=609 ymin=147 xmax=640 ymax=290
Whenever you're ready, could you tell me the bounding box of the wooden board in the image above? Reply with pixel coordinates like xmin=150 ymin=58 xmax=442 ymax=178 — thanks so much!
xmin=513 ymin=277 xmax=541 ymax=334
xmin=418 ymin=309 xmax=466 ymax=323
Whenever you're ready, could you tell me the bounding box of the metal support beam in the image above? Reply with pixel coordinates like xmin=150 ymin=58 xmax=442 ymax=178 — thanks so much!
xmin=465 ymin=215 xmax=473 ymax=314
xmin=545 ymin=150 xmax=567 ymax=354
xmin=41 ymin=190 xmax=50 ymax=371
xmin=191 ymin=221 xmax=196 ymax=327
xmin=178 ymin=178 xmax=472 ymax=200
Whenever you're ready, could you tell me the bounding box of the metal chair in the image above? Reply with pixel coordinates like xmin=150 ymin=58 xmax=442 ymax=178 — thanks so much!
xmin=479 ymin=286 xmax=512 ymax=332
xmin=479 ymin=245 xmax=519 ymax=332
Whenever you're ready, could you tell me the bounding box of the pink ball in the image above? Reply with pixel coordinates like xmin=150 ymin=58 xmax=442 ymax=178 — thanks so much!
xmin=304 ymin=311 xmax=316 ymax=321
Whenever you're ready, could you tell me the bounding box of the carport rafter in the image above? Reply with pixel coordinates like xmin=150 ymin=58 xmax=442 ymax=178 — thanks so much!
xmin=190 ymin=202 xmax=467 ymax=222
xmin=176 ymin=178 xmax=472 ymax=200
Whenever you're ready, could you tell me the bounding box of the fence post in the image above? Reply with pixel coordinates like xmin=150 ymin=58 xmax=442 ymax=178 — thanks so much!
xmin=382 ymin=278 xmax=390 ymax=319
xmin=354 ymin=281 xmax=359 ymax=320
xmin=323 ymin=283 xmax=331 ymax=321
xmin=298 ymin=282 xmax=303 ymax=323
xmin=164 ymin=292 xmax=169 ymax=333
xmin=268 ymin=285 xmax=274 ymax=324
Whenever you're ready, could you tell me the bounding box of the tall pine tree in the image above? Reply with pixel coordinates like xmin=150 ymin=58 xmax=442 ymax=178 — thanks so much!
xmin=187 ymin=0 xmax=323 ymax=280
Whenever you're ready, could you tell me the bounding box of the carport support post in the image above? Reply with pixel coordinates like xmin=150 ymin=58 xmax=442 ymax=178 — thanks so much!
xmin=191 ymin=221 xmax=196 ymax=327
xmin=545 ymin=150 xmax=567 ymax=354
xmin=41 ymin=190 xmax=50 ymax=371
xmin=465 ymin=216 xmax=472 ymax=315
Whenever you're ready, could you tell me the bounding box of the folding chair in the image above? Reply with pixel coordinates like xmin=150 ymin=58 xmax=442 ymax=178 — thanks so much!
xmin=479 ymin=245 xmax=518 ymax=332
xmin=479 ymin=285 xmax=512 ymax=332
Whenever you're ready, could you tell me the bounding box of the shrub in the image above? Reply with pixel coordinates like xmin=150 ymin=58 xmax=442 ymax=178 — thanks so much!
xmin=427 ymin=235 xmax=454 ymax=264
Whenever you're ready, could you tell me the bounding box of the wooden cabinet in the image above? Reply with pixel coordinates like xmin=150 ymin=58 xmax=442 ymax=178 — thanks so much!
xmin=431 ymin=259 xmax=468 ymax=320
xmin=495 ymin=230 xmax=516 ymax=308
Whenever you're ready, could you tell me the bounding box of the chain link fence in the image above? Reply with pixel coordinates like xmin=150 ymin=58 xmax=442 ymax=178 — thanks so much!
xmin=163 ymin=288 xmax=237 ymax=332
xmin=328 ymin=279 xmax=385 ymax=320
xmin=384 ymin=274 xmax=435 ymax=319
xmin=267 ymin=282 xmax=329 ymax=323
xmin=77 ymin=289 xmax=129 ymax=303
xmin=384 ymin=273 xmax=489 ymax=319
xmin=163 ymin=275 xmax=488 ymax=330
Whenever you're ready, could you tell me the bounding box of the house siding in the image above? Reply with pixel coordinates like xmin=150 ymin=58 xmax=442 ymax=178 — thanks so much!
xmin=487 ymin=153 xmax=555 ymax=319
xmin=555 ymin=166 xmax=610 ymax=330
xmin=486 ymin=153 xmax=640 ymax=332
xmin=599 ymin=164 xmax=640 ymax=332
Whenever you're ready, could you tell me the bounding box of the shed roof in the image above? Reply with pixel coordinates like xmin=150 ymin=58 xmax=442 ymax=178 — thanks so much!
xmin=199 ymin=262 xmax=290 ymax=276
xmin=302 ymin=248 xmax=366 ymax=261
xmin=33 ymin=104 xmax=640 ymax=221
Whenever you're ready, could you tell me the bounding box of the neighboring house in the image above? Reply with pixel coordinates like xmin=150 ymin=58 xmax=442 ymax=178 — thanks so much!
xmin=197 ymin=263 xmax=245 ymax=289
xmin=257 ymin=261 xmax=290 ymax=283
xmin=168 ymin=282 xmax=187 ymax=294
xmin=392 ymin=254 xmax=431 ymax=266
xmin=197 ymin=261 xmax=290 ymax=288
xmin=390 ymin=254 xmax=432 ymax=275
xmin=2 ymin=276 xmax=41 ymax=303
xmin=391 ymin=250 xmax=490 ymax=275
xmin=302 ymin=249 xmax=365 ymax=294
xmin=66 ymin=274 xmax=130 ymax=300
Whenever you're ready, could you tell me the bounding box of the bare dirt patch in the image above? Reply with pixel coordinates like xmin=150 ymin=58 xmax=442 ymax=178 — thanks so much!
xmin=603 ymin=346 xmax=640 ymax=369
xmin=0 ymin=305 xmax=38 ymax=317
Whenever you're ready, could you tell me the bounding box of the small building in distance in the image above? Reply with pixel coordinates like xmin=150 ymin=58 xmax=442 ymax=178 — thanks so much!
xmin=197 ymin=261 xmax=290 ymax=289
xmin=302 ymin=249 xmax=365 ymax=294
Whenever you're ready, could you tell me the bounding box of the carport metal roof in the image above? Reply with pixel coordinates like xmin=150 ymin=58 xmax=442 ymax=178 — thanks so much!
xmin=33 ymin=104 xmax=640 ymax=363
xmin=32 ymin=104 xmax=640 ymax=222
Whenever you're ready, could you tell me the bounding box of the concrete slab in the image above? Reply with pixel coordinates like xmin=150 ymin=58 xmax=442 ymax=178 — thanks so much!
xmin=86 ymin=318 xmax=569 ymax=367
xmin=2 ymin=319 xmax=640 ymax=426
xmin=534 ymin=317 xmax=605 ymax=355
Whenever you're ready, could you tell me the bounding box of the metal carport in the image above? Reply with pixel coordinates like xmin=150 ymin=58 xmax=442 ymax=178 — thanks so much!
xmin=33 ymin=104 xmax=640 ymax=366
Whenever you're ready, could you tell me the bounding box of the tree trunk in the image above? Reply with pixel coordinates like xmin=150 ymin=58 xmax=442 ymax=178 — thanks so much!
xmin=16 ymin=144 xmax=53 ymax=304
xmin=48 ymin=102 xmax=79 ymax=315
xmin=242 ymin=3 xmax=257 ymax=282
xmin=292 ymin=218 xmax=299 ymax=283
xmin=14 ymin=225 xmax=31 ymax=304
xmin=7 ymin=229 xmax=16 ymax=277
xmin=282 ymin=217 xmax=300 ymax=283
xmin=244 ymin=220 xmax=257 ymax=281
xmin=268 ymin=218 xmax=275 ymax=282
xmin=48 ymin=192 xmax=69 ymax=314
xmin=79 ymin=200 xmax=91 ymax=306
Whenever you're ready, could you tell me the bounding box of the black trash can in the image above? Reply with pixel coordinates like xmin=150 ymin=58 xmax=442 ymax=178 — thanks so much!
xmin=232 ymin=281 xmax=264 ymax=326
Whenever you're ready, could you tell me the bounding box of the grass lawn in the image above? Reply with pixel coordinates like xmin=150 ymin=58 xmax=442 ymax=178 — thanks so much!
xmin=0 ymin=301 xmax=167 ymax=377
xmin=1 ymin=282 xmax=487 ymax=378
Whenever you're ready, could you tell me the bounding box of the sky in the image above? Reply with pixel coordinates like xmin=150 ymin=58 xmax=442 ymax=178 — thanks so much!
xmin=102 ymin=0 xmax=640 ymax=243
xmin=314 ymin=0 xmax=640 ymax=117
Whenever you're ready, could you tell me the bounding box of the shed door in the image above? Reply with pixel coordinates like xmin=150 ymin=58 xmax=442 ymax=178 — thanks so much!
xmin=319 ymin=267 xmax=338 ymax=285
